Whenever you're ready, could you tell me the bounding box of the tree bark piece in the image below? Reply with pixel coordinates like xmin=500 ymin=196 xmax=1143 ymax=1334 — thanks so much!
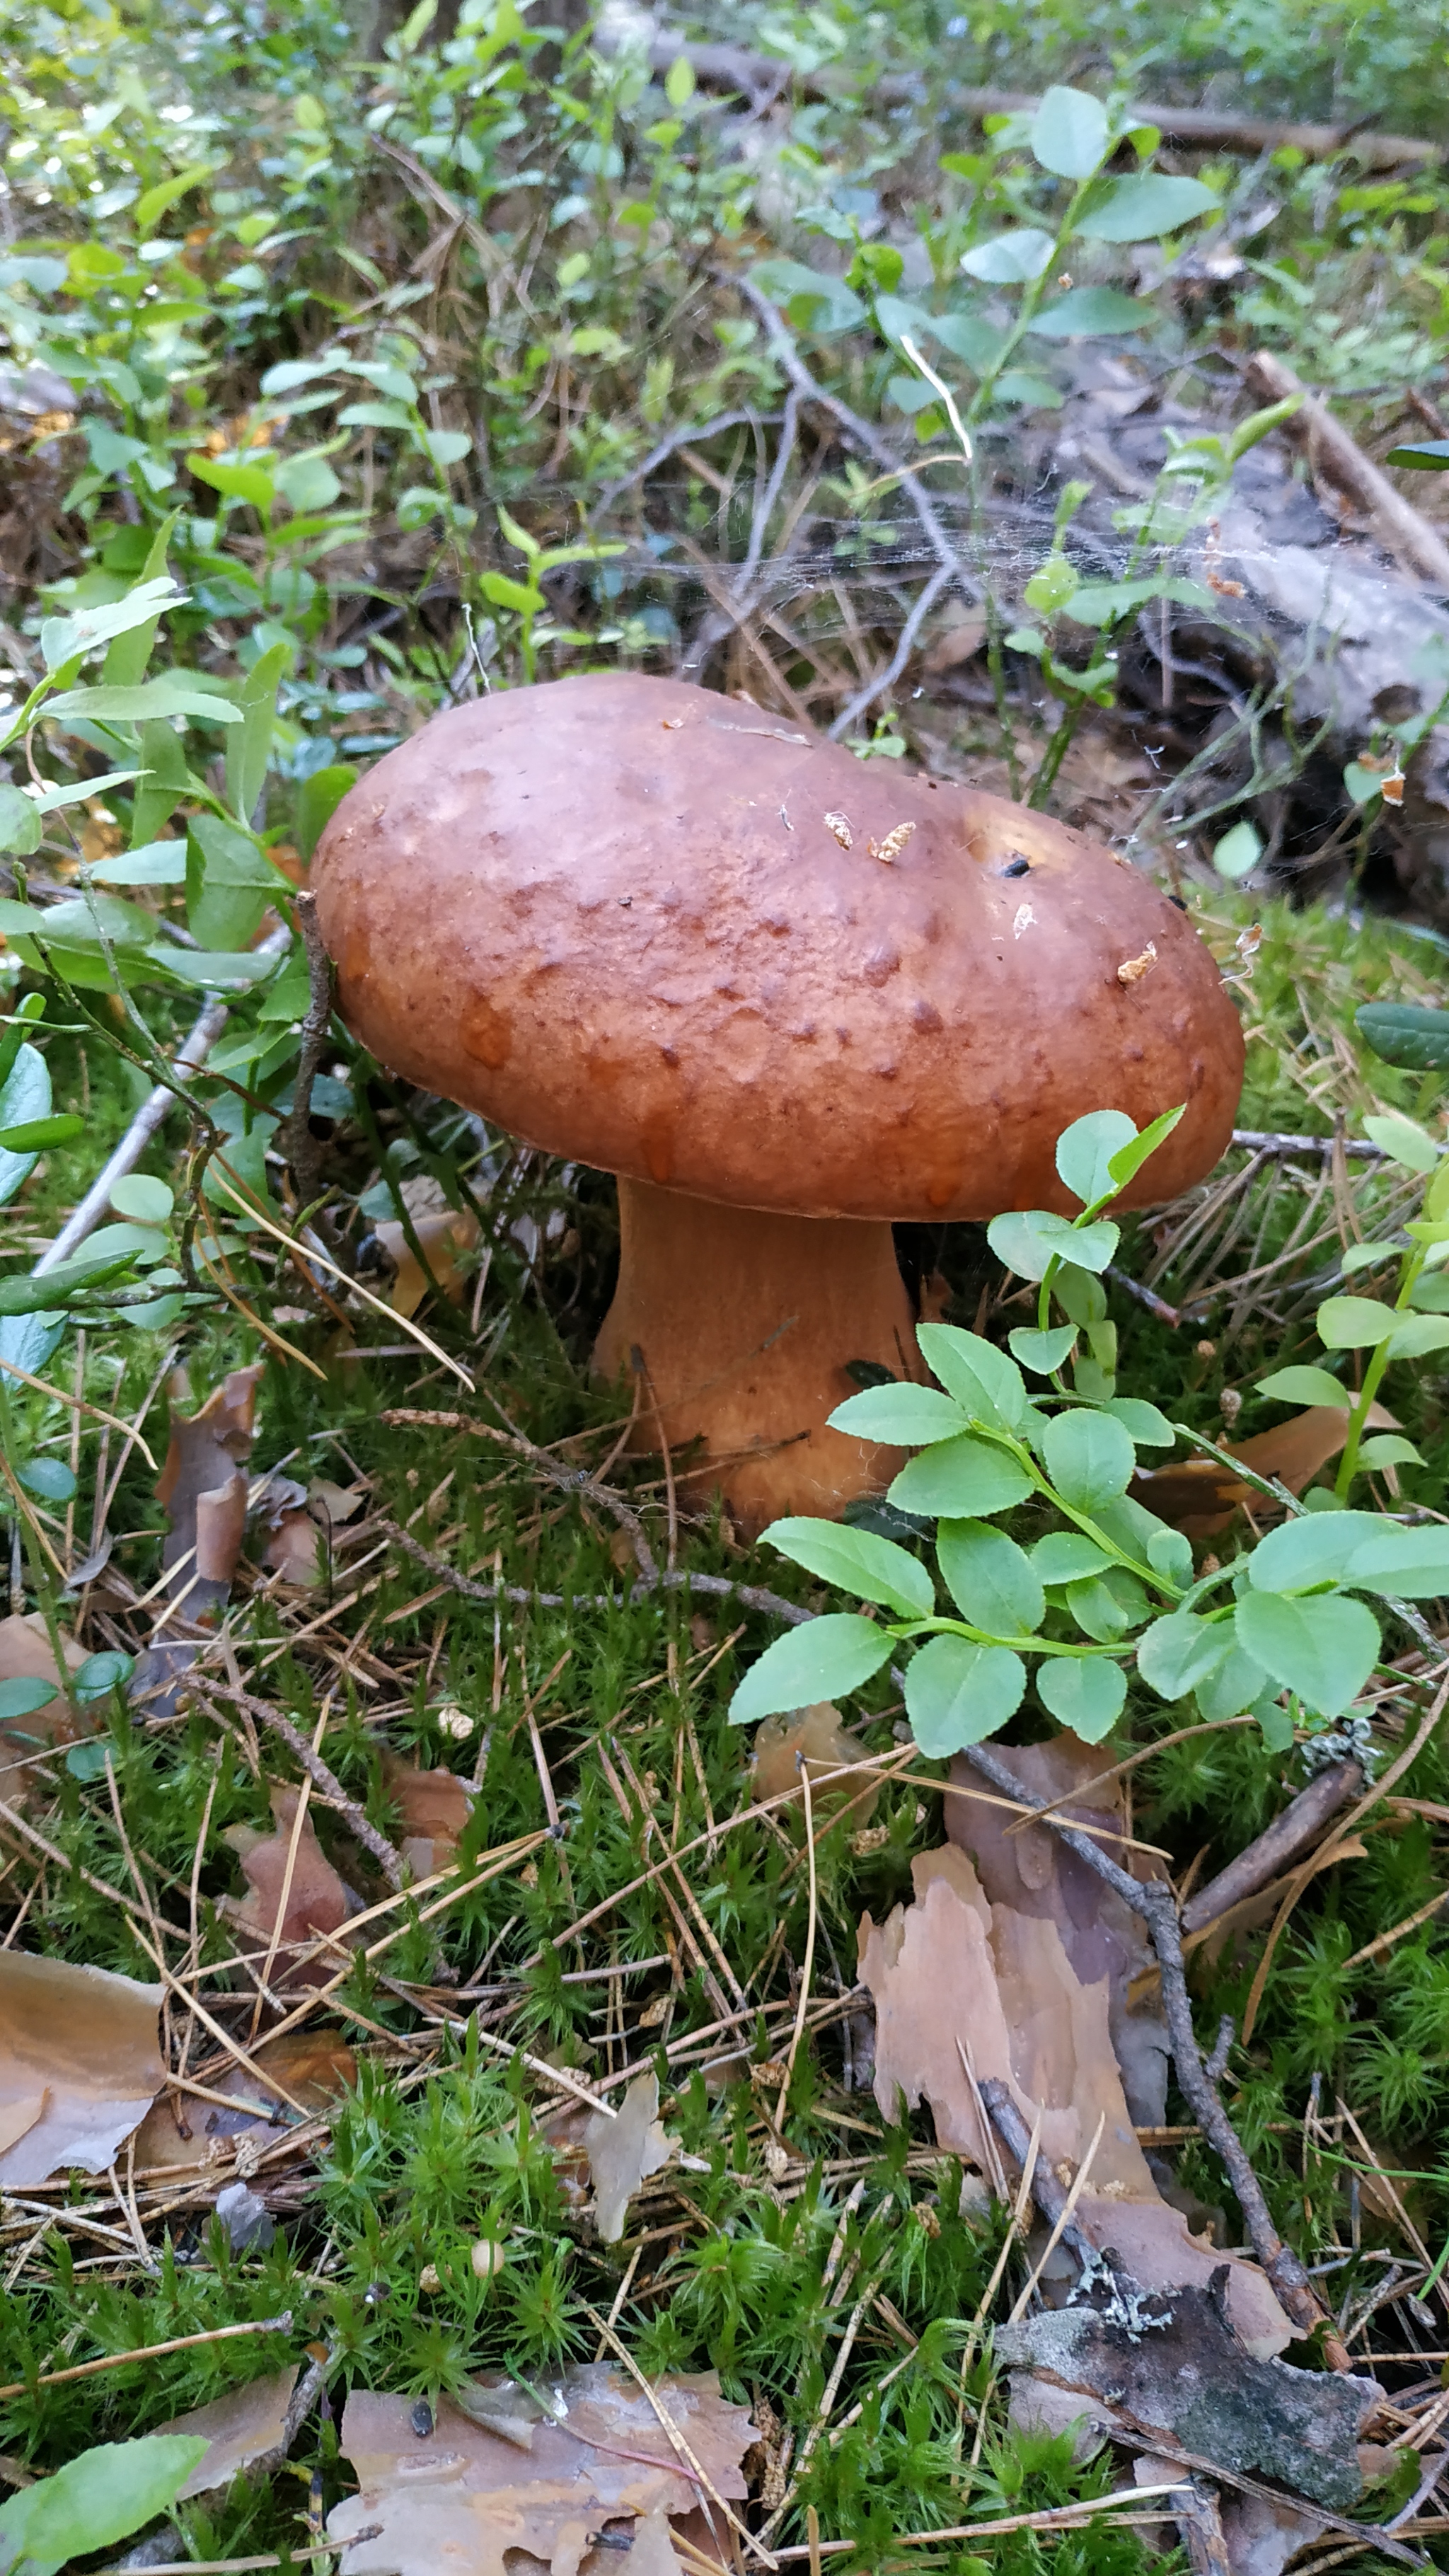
xmin=593 ymin=26 xmax=1438 ymax=169
xmin=1182 ymin=1759 xmax=1364 ymax=1936
xmin=1245 ymin=350 xmax=1449 ymax=589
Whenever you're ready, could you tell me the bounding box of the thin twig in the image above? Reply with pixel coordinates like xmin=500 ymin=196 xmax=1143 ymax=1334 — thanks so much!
xmin=281 ymin=889 xmax=334 ymax=1229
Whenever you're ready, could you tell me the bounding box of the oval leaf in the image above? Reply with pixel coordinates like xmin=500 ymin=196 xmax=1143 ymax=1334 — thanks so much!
xmin=1317 ymin=1295 xmax=1397 ymax=1350
xmin=1344 ymin=1527 xmax=1449 ymax=1600
xmin=727 ymin=1616 xmax=893 ymax=1726
xmin=1233 ymin=1590 xmax=1379 ymax=1719
xmin=1009 ymin=1324 xmax=1078 ymax=1375
xmin=937 ymin=1519 xmax=1046 ymax=1636
xmin=1041 ymin=1408 xmax=1136 ymax=1510
xmin=905 ymin=1636 xmax=1027 ymax=1754
xmin=889 ymin=1435 xmax=1034 ymax=1521
xmin=1136 ymin=1609 xmax=1234 ymax=1702
xmin=1386 ymin=1315 xmax=1449 ymax=1362
xmin=1036 ymin=1653 xmax=1127 ymax=1743
xmin=829 ymin=1383 xmax=970 ymax=1446
xmin=1196 ymin=1644 xmax=1270 ymax=1722
xmin=1030 ymin=84 xmax=1109 ymax=179
xmin=916 ymin=1324 xmax=1028 ymax=1431
xmin=1355 ymin=1003 xmax=1449 ymax=1071
xmin=1257 ymin=1365 xmax=1351 ymax=1409
xmin=1247 ymin=1509 xmax=1384 ymax=1594
xmin=0 ymin=2435 xmax=210 ymax=2576
xmin=1076 ymin=172 xmax=1220 ymax=240
xmin=1031 ymin=1530 xmax=1114 ymax=1585
xmin=1362 ymin=1110 xmax=1440 ymax=1174
xmin=1056 ymin=1108 xmax=1139 ymax=1208
xmin=960 ymin=226 xmax=1056 ymax=283
xmin=0 ymin=1676 xmax=62 ymax=1720
xmin=762 ymin=1517 xmax=935 ymax=1619
xmin=1027 ymin=287 xmax=1146 ymax=338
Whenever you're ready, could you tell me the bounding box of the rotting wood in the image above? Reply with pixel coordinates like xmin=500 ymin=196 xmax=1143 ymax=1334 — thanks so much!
xmin=591 ymin=25 xmax=1438 ymax=168
xmin=1245 ymin=350 xmax=1449 ymax=589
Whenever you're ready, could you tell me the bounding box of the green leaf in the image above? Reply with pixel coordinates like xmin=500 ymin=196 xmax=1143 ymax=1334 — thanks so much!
xmin=762 ymin=1515 xmax=935 ymax=1619
xmin=187 ymin=450 xmax=277 ymax=510
xmin=1355 ymin=1002 xmax=1449 ymax=1070
xmin=1363 ymin=1110 xmax=1440 ymax=1173
xmin=665 ymin=49 xmax=696 ymax=105
xmin=1146 ymin=1522 xmax=1194 ymax=1586
xmin=187 ymin=813 xmax=279 ymax=952
xmin=1257 ymin=1364 xmax=1351 ymax=1408
xmin=1102 ymin=1396 xmax=1174 ymax=1446
xmin=132 ymin=717 xmax=195 ymax=846
xmin=1248 ymin=1509 xmax=1384 ymax=1594
xmin=1213 ymin=821 xmax=1262 ymax=882
xmin=937 ymin=1518 xmax=1045 ymax=1635
xmin=1317 ymin=1295 xmax=1397 ymax=1350
xmin=746 ymin=259 xmax=867 ymax=335
xmin=1356 ymin=1433 xmax=1425 ymax=1469
xmin=0 ymin=1114 xmax=83 ymax=1152
xmin=1066 ymin=1576 xmax=1130 ymax=1641
xmin=227 ymin=640 xmax=289 ymax=823
xmin=1031 ymin=1531 xmax=1113 ymax=1585
xmin=1066 ymin=576 xmax=1218 ymax=627
xmin=1036 ymin=1653 xmax=1126 ymax=1741
xmin=986 ymin=1210 xmax=1119 ymax=1278
xmin=0 ymin=1250 xmax=136 ymax=1315
xmin=1030 ymin=84 xmax=1109 ymax=179
xmin=479 ymin=570 xmax=545 ymax=616
xmin=1056 ymin=1108 xmax=1139 ymax=1208
xmin=1053 ymin=1264 xmax=1107 ymax=1328
xmin=1105 ymin=1104 xmax=1185 ymax=1191
xmin=889 ymin=1435 xmax=1034 ymax=1520
xmin=0 ymin=2435 xmax=209 ymax=2576
xmin=1041 ymin=1408 xmax=1136 ymax=1509
xmin=0 ymin=785 xmax=41 ymax=856
xmin=18 ymin=1456 xmax=76 ymax=1501
xmin=74 ymin=1648 xmax=133 ymax=1702
xmin=0 ymin=894 xmax=155 ymax=952
xmin=727 ymin=1615 xmax=894 ymax=1725
xmin=110 ymin=1174 xmax=174 ymax=1224
xmin=1008 ymin=1324 xmax=1078 ymax=1374
xmin=1075 ymin=173 xmax=1220 ymax=240
xmin=44 ymin=674 xmax=243 ymax=729
xmin=1028 ymin=287 xmax=1145 ymax=337
xmin=959 ymin=227 xmax=1055 ymax=282
xmin=0 ymin=1677 xmax=61 ymax=1720
xmin=905 ymin=1636 xmax=1026 ymax=1752
xmin=1024 ymin=555 xmax=1080 ymax=615
xmin=1385 ymin=1315 xmax=1449 ymax=1361
xmin=0 ymin=1041 xmax=50 ymax=1211
xmin=151 ymin=946 xmax=280 ymax=987
xmin=829 ymin=1384 xmax=970 ymax=1446
xmin=274 ymin=452 xmax=342 ymax=513
xmin=86 ymin=840 xmax=188 ymax=885
xmin=42 ymin=577 xmax=182 ymax=677
xmin=916 ymin=1324 xmax=1028 ymax=1432
xmin=1385 ymin=439 xmax=1449 ymax=470
xmin=1233 ymin=1590 xmax=1380 ymax=1719
xmin=1344 ymin=1526 xmax=1449 ymax=1598
xmin=134 ymin=161 xmax=215 ymax=235
xmin=1194 ymin=1643 xmax=1270 ymax=1720
xmin=296 ymin=763 xmax=357 ymax=862
xmin=1136 ymin=1609 xmax=1234 ymax=1701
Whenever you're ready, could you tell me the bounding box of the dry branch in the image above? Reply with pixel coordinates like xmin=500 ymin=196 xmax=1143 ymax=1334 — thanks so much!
xmin=1182 ymin=1757 xmax=1364 ymax=1935
xmin=1245 ymin=350 xmax=1449 ymax=590
xmin=593 ymin=25 xmax=1438 ymax=169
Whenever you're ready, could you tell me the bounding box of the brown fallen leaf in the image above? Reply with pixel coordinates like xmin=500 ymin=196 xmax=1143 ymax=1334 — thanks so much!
xmin=221 ymin=1786 xmax=359 ymax=1992
xmin=0 ymin=1951 xmax=163 ymax=2185
xmin=859 ymin=1846 xmax=1291 ymax=2357
xmin=584 ymin=2069 xmax=679 ymax=2244
xmin=751 ymin=1702 xmax=879 ymax=1825
xmin=158 ymin=2364 xmax=301 ymax=2497
xmin=132 ymin=2028 xmax=357 ymax=2171
xmin=380 ymin=1751 xmax=473 ymax=1878
xmin=374 ymin=1202 xmax=480 ymax=1319
xmin=995 ymin=2287 xmax=1380 ymax=2512
xmin=260 ymin=1506 xmax=323 ymax=1587
xmin=0 ymin=1612 xmax=93 ymax=1786
xmin=157 ymin=1361 xmax=265 ymax=1616
xmin=1133 ymin=1404 xmax=1397 ymax=1540
xmin=328 ymin=2368 xmax=754 ymax=2576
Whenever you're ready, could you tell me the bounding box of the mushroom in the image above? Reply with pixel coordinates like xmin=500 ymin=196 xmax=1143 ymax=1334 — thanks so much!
xmin=312 ymin=672 xmax=1242 ymax=1533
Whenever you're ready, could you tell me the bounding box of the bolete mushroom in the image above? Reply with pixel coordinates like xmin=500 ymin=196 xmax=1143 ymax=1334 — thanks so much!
xmin=312 ymin=672 xmax=1242 ymax=1532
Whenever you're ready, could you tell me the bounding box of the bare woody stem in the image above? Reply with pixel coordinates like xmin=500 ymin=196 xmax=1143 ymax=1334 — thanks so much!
xmin=282 ymin=889 xmax=334 ymax=1228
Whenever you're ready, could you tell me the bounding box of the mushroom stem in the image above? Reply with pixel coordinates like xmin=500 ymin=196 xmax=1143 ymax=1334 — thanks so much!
xmin=594 ymin=1177 xmax=923 ymax=1537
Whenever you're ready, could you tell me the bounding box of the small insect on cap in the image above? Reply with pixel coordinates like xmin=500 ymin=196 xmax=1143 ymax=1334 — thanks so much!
xmin=312 ymin=670 xmax=1242 ymax=1223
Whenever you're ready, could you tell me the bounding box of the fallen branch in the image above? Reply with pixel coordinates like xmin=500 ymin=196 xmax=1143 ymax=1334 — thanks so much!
xmin=1182 ymin=1757 xmax=1364 ymax=1935
xmin=1245 ymin=350 xmax=1449 ymax=589
xmin=198 ymin=1680 xmax=405 ymax=1891
xmin=592 ymin=25 xmax=1438 ymax=169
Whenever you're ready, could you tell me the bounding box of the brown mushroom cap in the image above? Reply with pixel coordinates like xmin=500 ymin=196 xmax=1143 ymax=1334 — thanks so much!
xmin=313 ymin=671 xmax=1242 ymax=1219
